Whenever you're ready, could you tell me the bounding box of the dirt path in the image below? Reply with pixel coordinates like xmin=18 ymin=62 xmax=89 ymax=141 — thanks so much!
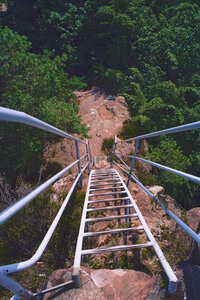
xmin=45 ymin=88 xmax=131 ymax=174
xmin=76 ymin=88 xmax=131 ymax=157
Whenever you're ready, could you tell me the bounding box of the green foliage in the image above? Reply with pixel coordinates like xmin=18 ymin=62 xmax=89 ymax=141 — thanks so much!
xmin=119 ymin=120 xmax=142 ymax=140
xmin=134 ymin=160 xmax=158 ymax=186
xmin=0 ymin=187 xmax=85 ymax=299
xmin=46 ymin=188 xmax=86 ymax=268
xmin=93 ymin=65 xmax=126 ymax=93
xmin=0 ymin=188 xmax=58 ymax=265
xmin=1 ymin=0 xmax=200 ymax=208
xmin=41 ymin=162 xmax=63 ymax=182
xmin=101 ymin=137 xmax=114 ymax=155
xmin=147 ymin=137 xmax=194 ymax=208
xmin=0 ymin=187 xmax=85 ymax=287
xmin=0 ymin=26 xmax=87 ymax=183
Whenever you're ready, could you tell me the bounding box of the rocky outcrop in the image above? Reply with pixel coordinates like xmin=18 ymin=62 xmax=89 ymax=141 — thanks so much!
xmin=148 ymin=186 xmax=164 ymax=197
xmin=186 ymin=207 xmax=200 ymax=232
xmin=78 ymin=91 xmax=131 ymax=157
xmin=44 ymin=268 xmax=158 ymax=300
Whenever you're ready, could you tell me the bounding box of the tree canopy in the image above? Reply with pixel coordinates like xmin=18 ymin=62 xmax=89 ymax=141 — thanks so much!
xmin=0 ymin=26 xmax=87 ymax=183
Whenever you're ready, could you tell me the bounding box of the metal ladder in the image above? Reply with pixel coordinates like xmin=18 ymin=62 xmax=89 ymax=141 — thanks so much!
xmin=72 ymin=168 xmax=178 ymax=293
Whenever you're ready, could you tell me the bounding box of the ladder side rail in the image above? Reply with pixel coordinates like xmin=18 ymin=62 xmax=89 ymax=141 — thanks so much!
xmin=87 ymin=139 xmax=93 ymax=164
xmin=0 ymin=107 xmax=85 ymax=144
xmin=75 ymin=140 xmax=82 ymax=189
xmin=73 ymin=171 xmax=93 ymax=287
xmin=86 ymin=139 xmax=90 ymax=172
xmin=114 ymin=162 xmax=200 ymax=245
xmin=0 ymin=164 xmax=88 ymax=299
xmin=116 ymin=168 xmax=178 ymax=294
xmin=110 ymin=135 xmax=117 ymax=168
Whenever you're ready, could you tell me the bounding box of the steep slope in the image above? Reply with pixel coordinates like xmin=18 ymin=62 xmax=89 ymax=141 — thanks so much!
xmin=44 ymin=89 xmax=200 ymax=300
xmin=77 ymin=88 xmax=131 ymax=156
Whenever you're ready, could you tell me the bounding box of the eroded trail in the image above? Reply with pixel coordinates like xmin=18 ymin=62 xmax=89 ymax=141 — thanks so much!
xmin=76 ymin=88 xmax=131 ymax=156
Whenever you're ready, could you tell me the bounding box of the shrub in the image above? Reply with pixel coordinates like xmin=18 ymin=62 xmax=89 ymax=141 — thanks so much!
xmin=101 ymin=138 xmax=114 ymax=155
xmin=119 ymin=120 xmax=142 ymax=140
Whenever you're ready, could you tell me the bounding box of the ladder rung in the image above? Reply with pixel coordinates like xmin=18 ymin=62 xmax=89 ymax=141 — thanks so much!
xmin=83 ymin=226 xmax=144 ymax=237
xmin=88 ymin=197 xmax=129 ymax=204
xmin=91 ymin=176 xmax=118 ymax=180
xmin=89 ymin=191 xmax=127 ymax=197
xmin=90 ymin=182 xmax=121 ymax=187
xmin=90 ymin=186 xmax=123 ymax=192
xmin=92 ymin=173 xmax=117 ymax=176
xmin=92 ymin=173 xmax=116 ymax=176
xmin=92 ymin=172 xmax=117 ymax=175
xmin=87 ymin=204 xmax=133 ymax=212
xmin=92 ymin=171 xmax=116 ymax=175
xmin=91 ymin=179 xmax=120 ymax=183
xmin=86 ymin=213 xmax=138 ymax=222
xmin=81 ymin=242 xmax=153 ymax=255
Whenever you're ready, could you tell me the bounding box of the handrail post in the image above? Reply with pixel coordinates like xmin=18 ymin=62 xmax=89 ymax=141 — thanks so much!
xmin=111 ymin=136 xmax=117 ymax=168
xmin=126 ymin=139 xmax=139 ymax=187
xmin=125 ymin=139 xmax=139 ymax=226
xmin=86 ymin=139 xmax=90 ymax=173
xmin=75 ymin=141 xmax=82 ymax=189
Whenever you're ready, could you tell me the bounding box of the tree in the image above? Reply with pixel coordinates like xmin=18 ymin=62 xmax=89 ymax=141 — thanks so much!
xmin=148 ymin=137 xmax=193 ymax=208
xmin=0 ymin=27 xmax=86 ymax=183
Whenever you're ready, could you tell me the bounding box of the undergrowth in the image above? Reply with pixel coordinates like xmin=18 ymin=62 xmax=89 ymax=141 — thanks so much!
xmin=0 ymin=187 xmax=85 ymax=298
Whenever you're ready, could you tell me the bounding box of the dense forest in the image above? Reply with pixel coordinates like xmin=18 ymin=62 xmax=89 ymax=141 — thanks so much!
xmin=0 ymin=0 xmax=200 ymax=209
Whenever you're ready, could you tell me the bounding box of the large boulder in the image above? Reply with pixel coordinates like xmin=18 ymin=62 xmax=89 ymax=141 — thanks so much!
xmin=44 ymin=268 xmax=158 ymax=300
xmin=186 ymin=207 xmax=200 ymax=232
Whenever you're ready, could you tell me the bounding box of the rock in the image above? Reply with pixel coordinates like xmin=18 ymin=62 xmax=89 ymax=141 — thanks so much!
xmin=186 ymin=207 xmax=200 ymax=232
xmin=117 ymin=96 xmax=129 ymax=108
xmin=95 ymin=160 xmax=110 ymax=169
xmin=145 ymin=274 xmax=184 ymax=300
xmin=138 ymin=139 xmax=148 ymax=156
xmin=44 ymin=268 xmax=105 ymax=300
xmin=45 ymin=268 xmax=158 ymax=300
xmin=90 ymin=108 xmax=98 ymax=117
xmin=91 ymin=269 xmax=157 ymax=300
xmin=148 ymin=186 xmax=164 ymax=197
xmin=115 ymin=139 xmax=135 ymax=156
xmin=190 ymin=223 xmax=200 ymax=265
xmin=51 ymin=176 xmax=70 ymax=197
xmin=132 ymin=187 xmax=139 ymax=194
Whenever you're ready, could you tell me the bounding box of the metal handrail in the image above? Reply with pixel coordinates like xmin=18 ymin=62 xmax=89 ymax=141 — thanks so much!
xmin=0 ymin=107 xmax=85 ymax=144
xmin=0 ymin=164 xmax=88 ymax=276
xmin=0 ymin=164 xmax=88 ymax=299
xmin=0 ymin=154 xmax=87 ymax=225
xmin=115 ymin=152 xmax=200 ymax=184
xmin=0 ymin=107 xmax=91 ymax=299
xmin=112 ymin=121 xmax=200 ymax=246
xmin=114 ymin=162 xmax=200 ymax=244
xmin=116 ymin=121 xmax=200 ymax=143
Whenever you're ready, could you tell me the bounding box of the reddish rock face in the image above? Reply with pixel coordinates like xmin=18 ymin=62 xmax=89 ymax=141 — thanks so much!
xmin=78 ymin=90 xmax=131 ymax=157
xmin=91 ymin=269 xmax=157 ymax=300
xmin=186 ymin=207 xmax=200 ymax=232
xmin=44 ymin=268 xmax=158 ymax=300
